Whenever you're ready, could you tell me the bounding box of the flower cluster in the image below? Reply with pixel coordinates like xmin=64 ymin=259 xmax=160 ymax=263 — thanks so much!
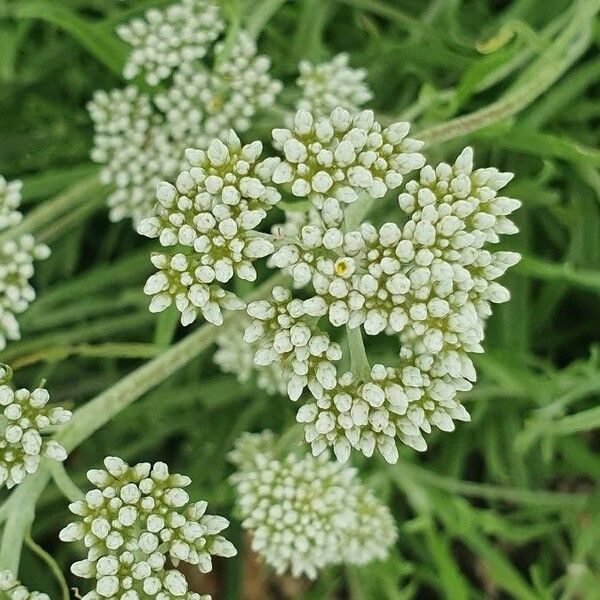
xmin=0 ymin=570 xmax=49 ymax=600
xmin=117 ymin=0 xmax=224 ymax=85
xmin=142 ymin=104 xmax=520 ymax=464
xmin=88 ymin=87 xmax=182 ymax=224
xmin=246 ymin=144 xmax=521 ymax=462
xmin=60 ymin=456 xmax=236 ymax=600
xmin=0 ymin=176 xmax=23 ymax=230
xmin=91 ymin=2 xmax=281 ymax=223
xmin=0 ymin=365 xmax=71 ymax=489
xmin=229 ymin=431 xmax=396 ymax=579
xmin=139 ymin=131 xmax=280 ymax=325
xmin=272 ymin=107 xmax=425 ymax=206
xmin=296 ymin=53 xmax=372 ymax=116
xmin=155 ymin=33 xmax=282 ymax=147
xmin=0 ymin=176 xmax=50 ymax=350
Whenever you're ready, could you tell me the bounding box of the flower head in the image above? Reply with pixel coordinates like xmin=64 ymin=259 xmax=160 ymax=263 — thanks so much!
xmin=60 ymin=457 xmax=236 ymax=600
xmin=88 ymin=87 xmax=182 ymax=224
xmin=296 ymin=53 xmax=372 ymax=116
xmin=0 ymin=367 xmax=71 ymax=489
xmin=229 ymin=431 xmax=396 ymax=579
xmin=0 ymin=176 xmax=50 ymax=350
xmin=139 ymin=130 xmax=280 ymax=325
xmin=0 ymin=570 xmax=50 ymax=599
xmin=0 ymin=175 xmax=23 ymax=230
xmin=117 ymin=0 xmax=224 ymax=85
xmin=272 ymin=108 xmax=425 ymax=206
xmin=247 ymin=147 xmax=521 ymax=463
xmin=155 ymin=33 xmax=282 ymax=147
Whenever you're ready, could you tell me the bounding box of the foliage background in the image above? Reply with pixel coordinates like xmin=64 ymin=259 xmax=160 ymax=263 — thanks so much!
xmin=0 ymin=0 xmax=599 ymax=598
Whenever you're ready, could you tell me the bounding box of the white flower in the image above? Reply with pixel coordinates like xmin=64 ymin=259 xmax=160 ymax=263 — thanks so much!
xmin=88 ymin=87 xmax=183 ymax=224
xmin=0 ymin=176 xmax=50 ymax=350
xmin=229 ymin=431 xmax=396 ymax=579
xmin=0 ymin=176 xmax=23 ymax=230
xmin=139 ymin=131 xmax=280 ymax=325
xmin=272 ymin=107 xmax=425 ymax=206
xmin=296 ymin=53 xmax=372 ymax=116
xmin=156 ymin=33 xmax=282 ymax=146
xmin=245 ymin=286 xmax=342 ymax=401
xmin=117 ymin=0 xmax=224 ymax=85
xmin=0 ymin=374 xmax=71 ymax=489
xmin=254 ymin=146 xmax=520 ymax=463
xmin=0 ymin=570 xmax=50 ymax=599
xmin=60 ymin=457 xmax=236 ymax=600
xmin=0 ymin=232 xmax=50 ymax=351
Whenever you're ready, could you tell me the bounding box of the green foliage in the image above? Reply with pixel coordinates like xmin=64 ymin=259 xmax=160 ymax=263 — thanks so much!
xmin=0 ymin=0 xmax=599 ymax=598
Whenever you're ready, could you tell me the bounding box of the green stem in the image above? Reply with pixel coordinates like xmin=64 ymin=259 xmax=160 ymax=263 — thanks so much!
xmin=0 ymin=177 xmax=103 ymax=246
xmin=11 ymin=342 xmax=160 ymax=370
xmin=417 ymin=0 xmax=599 ymax=145
xmin=0 ymin=470 xmax=49 ymax=573
xmin=393 ymin=463 xmax=589 ymax=509
xmin=245 ymin=0 xmax=286 ymax=38
xmin=516 ymin=256 xmax=600 ymax=294
xmin=0 ymin=273 xmax=285 ymax=573
xmin=343 ymin=193 xmax=374 ymax=381
xmin=48 ymin=462 xmax=85 ymax=503
xmin=346 ymin=325 xmax=371 ymax=381
xmin=25 ymin=534 xmax=70 ymax=600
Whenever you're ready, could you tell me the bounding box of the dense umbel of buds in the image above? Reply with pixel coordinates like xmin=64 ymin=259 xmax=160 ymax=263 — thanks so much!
xmin=117 ymin=0 xmax=224 ymax=85
xmin=0 ymin=176 xmax=23 ymax=230
xmin=0 ymin=176 xmax=50 ymax=350
xmin=272 ymin=108 xmax=425 ymax=206
xmin=60 ymin=457 xmax=236 ymax=600
xmin=92 ymin=3 xmax=280 ymax=224
xmin=0 ymin=570 xmax=50 ymax=599
xmin=155 ymin=33 xmax=282 ymax=147
xmin=139 ymin=130 xmax=280 ymax=325
xmin=0 ymin=366 xmax=71 ymax=489
xmin=138 ymin=103 xmax=520 ymax=463
xmin=229 ymin=431 xmax=396 ymax=579
xmin=296 ymin=53 xmax=372 ymax=116
xmin=245 ymin=144 xmax=521 ymax=463
xmin=88 ymin=87 xmax=182 ymax=224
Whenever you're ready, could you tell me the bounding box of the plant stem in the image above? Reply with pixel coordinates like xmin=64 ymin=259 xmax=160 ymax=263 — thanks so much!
xmin=11 ymin=342 xmax=161 ymax=370
xmin=417 ymin=0 xmax=599 ymax=145
xmin=346 ymin=325 xmax=371 ymax=381
xmin=516 ymin=256 xmax=600 ymax=294
xmin=0 ymin=176 xmax=103 ymax=246
xmin=25 ymin=534 xmax=70 ymax=600
xmin=343 ymin=193 xmax=373 ymax=381
xmin=0 ymin=273 xmax=285 ymax=573
xmin=48 ymin=462 xmax=85 ymax=502
xmin=393 ymin=463 xmax=589 ymax=509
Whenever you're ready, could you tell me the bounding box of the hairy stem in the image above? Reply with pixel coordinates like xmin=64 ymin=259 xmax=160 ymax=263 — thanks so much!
xmin=0 ymin=273 xmax=285 ymax=573
xmin=25 ymin=534 xmax=70 ymax=600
